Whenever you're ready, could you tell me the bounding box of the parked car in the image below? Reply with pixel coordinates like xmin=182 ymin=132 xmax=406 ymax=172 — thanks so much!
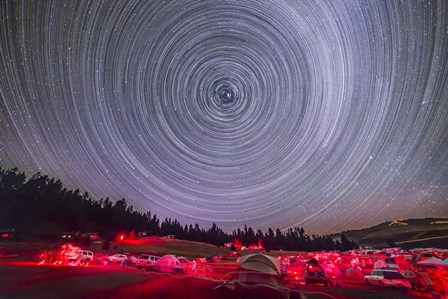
xmin=78 ymin=250 xmax=94 ymax=264
xmin=304 ymin=259 xmax=330 ymax=286
xmin=136 ymin=254 xmax=159 ymax=270
xmin=364 ymin=269 xmax=412 ymax=289
xmin=66 ymin=250 xmax=93 ymax=265
xmin=108 ymin=254 xmax=128 ymax=265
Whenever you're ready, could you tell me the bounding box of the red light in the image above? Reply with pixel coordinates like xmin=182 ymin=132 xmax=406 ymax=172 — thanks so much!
xmin=120 ymin=235 xmax=124 ymax=241
xmin=1 ymin=233 xmax=9 ymax=238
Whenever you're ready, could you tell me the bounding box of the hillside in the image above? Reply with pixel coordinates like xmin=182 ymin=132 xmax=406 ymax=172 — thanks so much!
xmin=334 ymin=218 xmax=448 ymax=249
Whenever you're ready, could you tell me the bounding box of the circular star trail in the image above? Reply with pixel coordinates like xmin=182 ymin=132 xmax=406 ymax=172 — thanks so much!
xmin=0 ymin=0 xmax=447 ymax=234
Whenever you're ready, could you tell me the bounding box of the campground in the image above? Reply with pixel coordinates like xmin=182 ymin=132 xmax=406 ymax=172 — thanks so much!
xmin=0 ymin=238 xmax=447 ymax=299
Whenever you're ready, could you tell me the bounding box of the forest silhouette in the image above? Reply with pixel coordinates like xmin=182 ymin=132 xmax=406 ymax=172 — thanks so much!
xmin=0 ymin=167 xmax=356 ymax=251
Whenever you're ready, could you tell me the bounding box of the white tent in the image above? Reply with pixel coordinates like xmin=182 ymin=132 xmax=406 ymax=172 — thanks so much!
xmin=373 ymin=259 xmax=386 ymax=269
xmin=320 ymin=262 xmax=343 ymax=277
xmin=418 ymin=257 xmax=443 ymax=266
xmin=154 ymin=254 xmax=182 ymax=273
xmin=238 ymin=253 xmax=281 ymax=276
xmin=432 ymin=258 xmax=448 ymax=267
xmin=374 ymin=258 xmax=399 ymax=270
xmin=214 ymin=254 xmax=301 ymax=299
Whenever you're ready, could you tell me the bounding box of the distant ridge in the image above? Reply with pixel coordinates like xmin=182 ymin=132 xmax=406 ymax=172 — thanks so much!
xmin=333 ymin=218 xmax=448 ymax=249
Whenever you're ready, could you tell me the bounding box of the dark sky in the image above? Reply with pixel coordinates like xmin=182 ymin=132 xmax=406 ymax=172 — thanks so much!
xmin=0 ymin=0 xmax=447 ymax=234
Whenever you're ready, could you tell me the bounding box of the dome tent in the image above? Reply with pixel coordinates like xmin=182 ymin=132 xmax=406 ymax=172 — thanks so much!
xmin=238 ymin=253 xmax=281 ymax=276
xmin=154 ymin=254 xmax=183 ymax=273
xmin=418 ymin=257 xmax=443 ymax=266
xmin=214 ymin=253 xmax=301 ymax=299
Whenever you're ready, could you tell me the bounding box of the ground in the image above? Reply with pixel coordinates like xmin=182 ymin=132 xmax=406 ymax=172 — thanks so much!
xmin=0 ymin=240 xmax=437 ymax=299
xmin=0 ymin=261 xmax=427 ymax=299
xmin=0 ymin=262 xmax=429 ymax=298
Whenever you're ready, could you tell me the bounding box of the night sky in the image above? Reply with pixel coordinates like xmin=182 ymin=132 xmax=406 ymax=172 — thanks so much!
xmin=1 ymin=1 xmax=447 ymax=234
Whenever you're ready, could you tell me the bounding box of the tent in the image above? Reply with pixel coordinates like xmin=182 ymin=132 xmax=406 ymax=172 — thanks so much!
xmin=214 ymin=254 xmax=298 ymax=299
xmin=441 ymin=259 xmax=448 ymax=267
xmin=374 ymin=259 xmax=386 ymax=269
xmin=374 ymin=257 xmax=400 ymax=270
xmin=304 ymin=259 xmax=330 ymax=286
xmin=429 ymin=258 xmax=448 ymax=267
xmin=238 ymin=253 xmax=281 ymax=276
xmin=154 ymin=254 xmax=183 ymax=273
xmin=320 ymin=262 xmax=343 ymax=277
xmin=418 ymin=257 xmax=443 ymax=266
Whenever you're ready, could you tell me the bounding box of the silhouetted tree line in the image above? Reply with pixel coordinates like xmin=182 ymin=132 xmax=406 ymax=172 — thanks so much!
xmin=0 ymin=167 xmax=357 ymax=251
